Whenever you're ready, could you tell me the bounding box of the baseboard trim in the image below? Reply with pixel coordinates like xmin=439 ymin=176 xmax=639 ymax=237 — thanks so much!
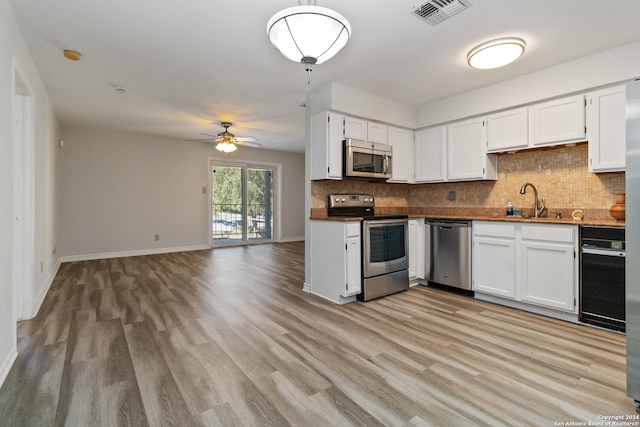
xmin=60 ymin=245 xmax=211 ymax=263
xmin=474 ymin=292 xmax=579 ymax=323
xmin=24 ymin=258 xmax=62 ymax=320
xmin=0 ymin=348 xmax=18 ymax=390
xmin=278 ymin=236 xmax=304 ymax=243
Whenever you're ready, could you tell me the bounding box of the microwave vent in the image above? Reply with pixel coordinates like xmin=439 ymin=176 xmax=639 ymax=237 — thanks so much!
xmin=411 ymin=0 xmax=472 ymax=26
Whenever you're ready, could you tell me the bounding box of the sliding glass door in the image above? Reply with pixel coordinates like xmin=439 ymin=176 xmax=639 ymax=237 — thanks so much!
xmin=210 ymin=161 xmax=276 ymax=245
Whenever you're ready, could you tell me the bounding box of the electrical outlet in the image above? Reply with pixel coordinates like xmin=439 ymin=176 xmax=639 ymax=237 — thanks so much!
xmin=154 ymin=234 xmax=160 ymax=241
xmin=202 ymin=184 xmax=207 ymax=194
xmin=40 ymin=261 xmax=43 ymax=272
xmin=52 ymin=245 xmax=57 ymax=255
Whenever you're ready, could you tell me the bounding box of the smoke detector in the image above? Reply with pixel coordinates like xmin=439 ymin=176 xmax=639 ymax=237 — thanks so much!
xmin=411 ymin=0 xmax=472 ymax=26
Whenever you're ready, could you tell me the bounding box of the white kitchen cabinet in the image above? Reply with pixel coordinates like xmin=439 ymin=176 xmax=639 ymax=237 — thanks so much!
xmin=344 ymin=229 xmax=362 ymax=297
xmin=310 ymin=220 xmax=361 ymax=304
xmin=310 ymin=111 xmax=344 ymax=180
xmin=414 ymin=126 xmax=447 ymax=182
xmin=367 ymin=122 xmax=388 ymax=144
xmin=520 ymin=224 xmax=577 ymax=312
xmin=408 ymin=219 xmax=425 ymax=280
xmin=587 ymin=85 xmax=626 ymax=172
xmin=529 ymin=95 xmax=586 ymax=147
xmin=344 ymin=116 xmax=367 ymax=140
xmin=387 ymin=126 xmax=414 ymax=183
xmin=472 ymin=222 xmax=517 ymax=299
xmin=472 ymin=221 xmax=578 ymax=314
xmin=447 ymin=117 xmax=498 ymax=181
xmin=487 ymin=107 xmax=529 ymax=153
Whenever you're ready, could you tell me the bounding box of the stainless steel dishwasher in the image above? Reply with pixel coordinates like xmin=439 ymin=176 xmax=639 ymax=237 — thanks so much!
xmin=425 ymin=220 xmax=472 ymax=290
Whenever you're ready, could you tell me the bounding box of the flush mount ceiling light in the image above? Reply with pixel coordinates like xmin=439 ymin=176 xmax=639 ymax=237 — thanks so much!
xmin=467 ymin=37 xmax=525 ymax=70
xmin=267 ymin=1 xmax=351 ymax=83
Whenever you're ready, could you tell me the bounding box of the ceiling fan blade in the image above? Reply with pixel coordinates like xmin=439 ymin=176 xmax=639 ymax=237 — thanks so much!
xmin=236 ymin=136 xmax=259 ymax=143
xmin=185 ymin=138 xmax=215 ymax=142
xmin=235 ymin=140 xmax=262 ymax=148
xmin=200 ymin=132 xmax=217 ymax=138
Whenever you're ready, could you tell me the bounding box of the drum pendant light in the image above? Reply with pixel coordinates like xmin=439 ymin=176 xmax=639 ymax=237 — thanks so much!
xmin=267 ymin=3 xmax=351 ymax=83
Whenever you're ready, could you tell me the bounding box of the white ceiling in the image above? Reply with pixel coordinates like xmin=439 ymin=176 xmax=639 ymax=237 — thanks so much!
xmin=10 ymin=0 xmax=640 ymax=153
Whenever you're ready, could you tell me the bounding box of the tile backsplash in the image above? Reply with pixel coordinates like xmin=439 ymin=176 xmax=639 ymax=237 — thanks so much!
xmin=311 ymin=143 xmax=625 ymax=216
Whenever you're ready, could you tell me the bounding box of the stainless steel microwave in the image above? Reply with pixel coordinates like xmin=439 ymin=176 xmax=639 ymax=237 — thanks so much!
xmin=343 ymin=139 xmax=392 ymax=180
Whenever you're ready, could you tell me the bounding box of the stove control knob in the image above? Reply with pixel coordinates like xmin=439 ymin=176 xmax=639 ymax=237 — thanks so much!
xmin=335 ymin=197 xmax=340 ymax=202
xmin=341 ymin=197 xmax=346 ymax=202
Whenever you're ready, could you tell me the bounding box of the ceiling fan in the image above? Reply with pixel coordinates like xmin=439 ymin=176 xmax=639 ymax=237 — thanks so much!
xmin=186 ymin=122 xmax=261 ymax=153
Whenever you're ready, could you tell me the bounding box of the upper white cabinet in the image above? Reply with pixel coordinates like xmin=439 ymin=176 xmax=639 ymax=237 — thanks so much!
xmin=487 ymin=107 xmax=528 ymax=152
xmin=343 ymin=116 xmax=367 ymax=140
xmin=310 ymin=112 xmax=396 ymax=180
xmin=387 ymin=126 xmax=414 ymax=183
xmin=529 ymin=95 xmax=586 ymax=147
xmin=310 ymin=111 xmax=344 ymax=180
xmin=447 ymin=116 xmax=497 ymax=181
xmin=587 ymin=85 xmax=626 ymax=173
xmin=415 ymin=119 xmax=497 ymax=183
xmin=415 ymin=126 xmax=447 ymax=182
xmin=367 ymin=122 xmax=388 ymax=144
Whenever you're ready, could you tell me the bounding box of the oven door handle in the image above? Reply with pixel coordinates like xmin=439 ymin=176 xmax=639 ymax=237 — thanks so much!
xmin=582 ymin=247 xmax=626 ymax=257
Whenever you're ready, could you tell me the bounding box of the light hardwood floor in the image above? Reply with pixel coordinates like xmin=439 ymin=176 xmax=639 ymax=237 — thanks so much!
xmin=0 ymin=241 xmax=635 ymax=426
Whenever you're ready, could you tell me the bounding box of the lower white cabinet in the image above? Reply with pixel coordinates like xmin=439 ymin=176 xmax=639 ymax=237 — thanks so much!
xmin=472 ymin=221 xmax=578 ymax=313
xmin=344 ymin=230 xmax=362 ymax=297
xmin=310 ymin=220 xmax=361 ymax=304
xmin=520 ymin=224 xmax=577 ymax=311
xmin=408 ymin=219 xmax=425 ymax=280
xmin=472 ymin=222 xmax=517 ymax=299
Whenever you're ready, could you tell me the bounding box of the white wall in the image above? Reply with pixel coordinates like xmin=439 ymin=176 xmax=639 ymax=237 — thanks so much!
xmin=416 ymin=39 xmax=640 ymax=128
xmin=58 ymin=127 xmax=305 ymax=259
xmin=306 ymin=82 xmax=416 ymax=129
xmin=0 ymin=0 xmax=59 ymax=384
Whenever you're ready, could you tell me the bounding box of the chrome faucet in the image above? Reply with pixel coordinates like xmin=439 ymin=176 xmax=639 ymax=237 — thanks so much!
xmin=519 ymin=183 xmax=546 ymax=218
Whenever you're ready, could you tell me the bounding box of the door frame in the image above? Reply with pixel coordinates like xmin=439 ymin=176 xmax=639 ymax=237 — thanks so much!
xmin=207 ymin=157 xmax=282 ymax=247
xmin=12 ymin=58 xmax=35 ymax=325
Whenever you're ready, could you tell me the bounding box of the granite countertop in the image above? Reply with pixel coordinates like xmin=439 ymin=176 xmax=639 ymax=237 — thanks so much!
xmin=309 ymin=207 xmax=625 ymax=227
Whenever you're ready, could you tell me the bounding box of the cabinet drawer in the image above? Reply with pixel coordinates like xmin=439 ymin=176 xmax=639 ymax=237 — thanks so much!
xmin=473 ymin=222 xmax=516 ymax=239
xmin=521 ymin=224 xmax=575 ymax=243
xmin=345 ymin=223 xmax=360 ymax=237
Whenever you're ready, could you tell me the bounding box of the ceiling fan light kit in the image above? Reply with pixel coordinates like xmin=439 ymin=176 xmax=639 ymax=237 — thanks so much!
xmin=266 ymin=3 xmax=351 ymax=82
xmin=467 ymin=37 xmax=526 ymax=69
xmin=186 ymin=122 xmax=260 ymax=154
xmin=215 ymin=140 xmax=238 ymax=154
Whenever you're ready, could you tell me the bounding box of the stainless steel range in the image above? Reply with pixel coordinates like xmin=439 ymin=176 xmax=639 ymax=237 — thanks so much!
xmin=328 ymin=194 xmax=409 ymax=301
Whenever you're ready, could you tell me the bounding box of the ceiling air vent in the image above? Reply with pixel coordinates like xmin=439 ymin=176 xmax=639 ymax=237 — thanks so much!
xmin=411 ymin=0 xmax=472 ymax=26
